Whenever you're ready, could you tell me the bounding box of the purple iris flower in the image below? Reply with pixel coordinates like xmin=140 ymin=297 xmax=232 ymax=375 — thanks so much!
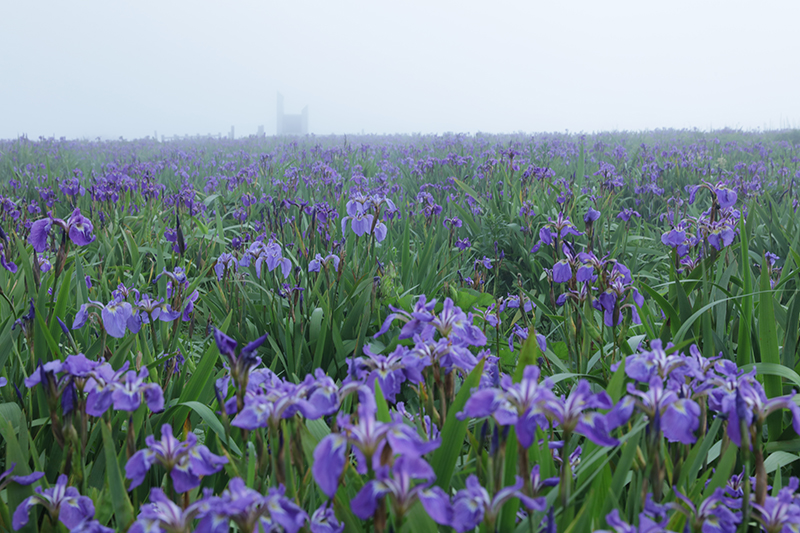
xmin=128 ymin=487 xmax=225 ymax=533
xmin=13 ymin=474 xmax=96 ymax=530
xmin=346 ymin=345 xmax=419 ymax=403
xmin=553 ymin=213 xmax=583 ymax=238
xmin=717 ymin=368 xmax=800 ymax=448
xmin=507 ymin=323 xmax=547 ymax=354
xmin=661 ymin=228 xmax=687 ymax=248
xmin=617 ymin=208 xmax=641 ymax=222
xmin=215 ymin=253 xmax=237 ymax=280
xmin=350 ymin=455 xmax=437 ymax=521
xmin=253 ymin=240 xmax=292 ymax=279
xmin=229 ymin=379 xmax=299 ymax=430
xmin=765 ymin=252 xmax=780 ymax=268
xmin=224 ymin=365 xmax=339 ymax=428
xmin=584 ymin=207 xmax=601 ymax=223
xmin=310 ymin=503 xmax=344 ymax=533
xmin=214 ymin=478 xmax=308 ymax=533
xmin=576 ymin=251 xmax=604 ymax=282
xmin=84 ymin=361 xmax=130 ymax=416
xmin=133 ymin=293 xmax=181 ymax=326
xmin=455 ymin=238 xmax=471 ymax=250
xmin=715 ymin=187 xmax=737 ymax=209
xmin=101 ymin=296 xmax=133 ymax=338
xmin=24 ymin=360 xmax=64 ymax=389
xmin=751 ymin=488 xmax=800 ymax=533
xmin=529 ymin=464 xmax=559 ymax=495
xmin=313 ymin=433 xmax=349 ymax=498
xmin=621 ymin=376 xmax=701 ymax=444
xmin=374 ymin=294 xmax=436 ymax=339
xmin=112 ymin=367 xmax=165 ymax=413
xmin=73 ymin=296 xmax=141 ymax=338
xmin=552 ymin=259 xmax=572 ymax=283
xmin=624 ymin=339 xmax=685 ymax=383
xmin=591 ymin=266 xmax=644 ymax=327
xmin=313 ymin=389 xmax=439 ymax=496
xmin=0 ymin=464 xmax=44 ymax=492
xmin=126 ymin=423 xmax=227 ymax=493
xmin=422 ymin=474 xmax=545 ymax=532
xmin=373 ymin=221 xmax=388 ymax=242
xmin=543 ymin=380 xmax=619 ymax=447
xmin=430 ymin=297 xmax=487 ymax=347
xmin=669 ymin=487 xmax=740 ymax=532
xmin=154 ymin=267 xmax=188 ymax=295
xmin=459 ymin=365 xmax=555 ymax=448
xmin=345 ymin=210 xmax=374 ymax=237
xmin=308 ymin=252 xmax=340 ymax=273
xmin=12 ymin=298 xmax=36 ymax=334
xmin=0 ymin=241 xmax=16 ymax=273
xmin=37 ymin=255 xmax=52 ymax=273
xmin=47 ymin=355 xmax=159 ymax=417
xmin=28 ymin=216 xmax=53 ymax=252
xmin=707 ymin=227 xmax=736 ymax=251
xmin=67 ymin=208 xmax=95 ymax=246
xmin=63 ymin=353 xmax=101 ymax=379
xmin=498 ymin=294 xmax=534 ymax=314
xmin=532 ymin=227 xmax=557 ymax=252
xmin=213 ymin=328 xmax=268 ymax=395
xmin=472 ymin=304 xmax=501 ymax=328
xmin=28 ymin=208 xmax=96 ymax=252
xmin=181 ymin=290 xmax=199 ymax=321
xmin=444 ymin=216 xmax=463 ymax=229
xmin=293 ymin=369 xmax=341 ymax=419
xmin=596 ymin=508 xmax=674 ymax=533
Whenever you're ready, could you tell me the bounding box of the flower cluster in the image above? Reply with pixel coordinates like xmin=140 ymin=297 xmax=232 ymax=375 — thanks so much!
xmin=28 ymin=208 xmax=96 ymax=252
xmin=25 ymin=353 xmax=164 ymax=417
xmin=126 ymin=423 xmax=228 ymax=493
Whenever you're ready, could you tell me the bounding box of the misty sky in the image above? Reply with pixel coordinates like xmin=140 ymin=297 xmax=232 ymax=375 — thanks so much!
xmin=1 ymin=1 xmax=798 ymax=140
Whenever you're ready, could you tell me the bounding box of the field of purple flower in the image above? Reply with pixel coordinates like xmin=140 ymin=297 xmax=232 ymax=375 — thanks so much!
xmin=1 ymin=129 xmax=800 ymax=532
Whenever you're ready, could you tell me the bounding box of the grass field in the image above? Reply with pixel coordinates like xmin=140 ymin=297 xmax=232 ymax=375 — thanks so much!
xmin=1 ymin=129 xmax=799 ymax=532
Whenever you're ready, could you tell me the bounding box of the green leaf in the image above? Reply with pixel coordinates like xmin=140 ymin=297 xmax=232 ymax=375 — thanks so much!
xmin=602 ymin=427 xmax=641 ymax=517
xmin=764 ymin=451 xmax=800 ymax=474
xmin=1 ymin=413 xmax=36 ymax=533
xmin=400 ymin=503 xmax=439 ymax=533
xmin=432 ymin=359 xmax=485 ymax=489
xmin=373 ymin=378 xmax=391 ymax=423
xmin=180 ymin=401 xmax=242 ymax=456
xmin=740 ymin=362 xmax=800 ymax=390
xmin=682 ymin=416 xmax=722 ymax=489
xmin=640 ymin=282 xmax=680 ymax=335
xmin=513 ymin=331 xmax=541 ymax=382
xmin=759 ymin=255 xmax=783 ymax=441
xmin=34 ymin=306 xmax=63 ymax=361
xmin=48 ymin=265 xmax=73 ymax=342
xmin=606 ymin=358 xmax=627 ymax=403
xmin=703 ymin=444 xmax=738 ymax=498
xmin=738 ymin=214 xmax=753 ymax=366
xmin=161 ymin=311 xmax=232 ymax=428
xmin=500 ymin=426 xmax=520 ymax=531
xmin=101 ymin=421 xmax=135 ymax=530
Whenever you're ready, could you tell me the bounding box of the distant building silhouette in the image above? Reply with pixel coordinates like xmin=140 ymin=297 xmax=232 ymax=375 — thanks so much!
xmin=276 ymin=93 xmax=308 ymax=135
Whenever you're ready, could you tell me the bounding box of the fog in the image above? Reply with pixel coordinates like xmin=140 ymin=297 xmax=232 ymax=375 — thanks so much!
xmin=1 ymin=0 xmax=798 ymax=140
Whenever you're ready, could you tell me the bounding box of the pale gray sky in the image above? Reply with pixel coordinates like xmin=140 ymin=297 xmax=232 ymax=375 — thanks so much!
xmin=1 ymin=0 xmax=798 ymax=140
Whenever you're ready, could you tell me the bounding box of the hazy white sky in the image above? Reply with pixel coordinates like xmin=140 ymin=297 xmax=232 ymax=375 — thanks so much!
xmin=1 ymin=1 xmax=798 ymax=140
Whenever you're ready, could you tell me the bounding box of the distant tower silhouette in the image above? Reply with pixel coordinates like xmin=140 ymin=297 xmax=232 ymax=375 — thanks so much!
xmin=276 ymin=92 xmax=308 ymax=135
